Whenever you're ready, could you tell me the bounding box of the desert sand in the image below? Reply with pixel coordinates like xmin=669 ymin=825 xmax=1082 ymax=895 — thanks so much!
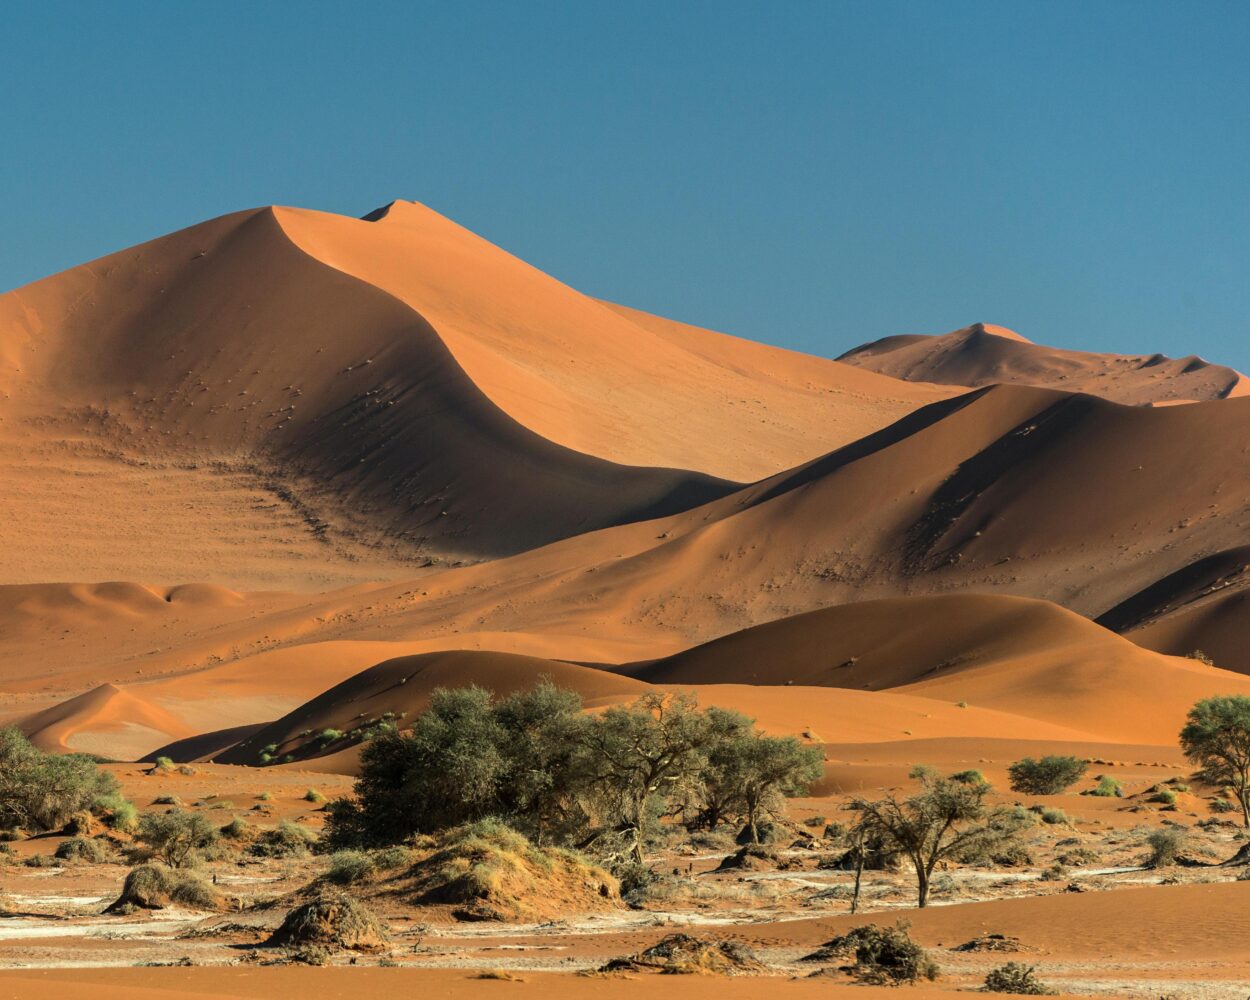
xmin=4 ymin=202 xmax=1250 ymax=997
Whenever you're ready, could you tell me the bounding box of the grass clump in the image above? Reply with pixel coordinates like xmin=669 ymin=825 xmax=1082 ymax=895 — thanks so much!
xmin=803 ymin=922 xmax=938 ymax=985
xmin=249 ymin=820 xmax=316 ymax=858
xmin=54 ymin=836 xmax=115 ymax=864
xmin=106 ymin=863 xmax=220 ymax=912
xmin=220 ymin=817 xmax=249 ymax=839
xmin=1088 ymin=776 xmax=1122 ymax=798
xmin=984 ymin=962 xmax=1056 ymax=994
xmin=600 ymin=933 xmax=766 ymax=975
xmin=325 ymin=850 xmax=376 ymax=886
xmin=1145 ymin=829 xmax=1187 ymax=868
xmin=408 ymin=819 xmax=618 ymax=921
xmin=265 ymin=891 xmax=389 ymax=952
xmin=1149 ymin=788 xmax=1178 ymax=806
xmin=304 ymin=788 xmax=326 ymax=804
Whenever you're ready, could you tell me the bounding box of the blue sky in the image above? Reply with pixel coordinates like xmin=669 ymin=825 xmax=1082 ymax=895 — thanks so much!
xmin=2 ymin=1 xmax=1247 ymax=365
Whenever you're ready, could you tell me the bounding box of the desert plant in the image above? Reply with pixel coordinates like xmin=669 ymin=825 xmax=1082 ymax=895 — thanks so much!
xmin=808 ymin=922 xmax=938 ymax=984
xmin=0 ymin=728 xmax=121 ymax=832
xmin=304 ymin=788 xmax=326 ymax=804
xmin=325 ymin=850 xmax=375 ymax=885
xmin=250 ymin=819 xmax=317 ymax=858
xmin=107 ymin=863 xmax=219 ymax=911
xmin=851 ymin=768 xmax=1027 ymax=907
xmin=54 ymin=836 xmax=114 ymax=863
xmin=1149 ymin=789 xmax=1177 ymax=806
xmin=265 ymin=891 xmax=389 ymax=952
xmin=1180 ymin=695 xmax=1250 ymax=827
xmin=1145 ymin=828 xmax=1187 ymax=868
xmin=136 ymin=809 xmax=218 ymax=868
xmin=220 ymin=817 xmax=249 ymax=839
xmin=984 ymin=961 xmax=1056 ymax=994
xmin=1089 ymin=775 xmax=1122 ymax=798
xmin=1008 ymin=756 xmax=1088 ymax=795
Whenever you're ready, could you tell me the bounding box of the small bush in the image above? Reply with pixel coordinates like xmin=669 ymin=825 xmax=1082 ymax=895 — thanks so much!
xmin=152 ymin=757 xmax=175 ymax=772
xmin=137 ymin=810 xmax=218 ymax=868
xmin=1145 ymin=829 xmax=1186 ymax=868
xmin=220 ymin=817 xmax=249 ymax=839
xmin=1008 ymin=756 xmax=1088 ymax=795
xmin=93 ymin=793 xmax=139 ymax=832
xmin=806 ymin=923 xmax=938 ymax=984
xmin=152 ymin=795 xmax=182 ymax=806
xmin=257 ymin=791 xmax=273 ymax=801
xmin=265 ymin=891 xmax=389 ymax=952
xmin=984 ymin=962 xmax=1056 ymax=994
xmin=372 ymin=845 xmax=413 ymax=871
xmin=1211 ymin=799 xmax=1237 ymax=814
xmin=54 ymin=836 xmax=114 ymax=864
xmin=1088 ymin=776 xmax=1122 ymax=798
xmin=326 ymin=850 xmax=376 ymax=885
xmin=304 ymin=788 xmax=326 ymax=804
xmin=107 ymin=863 xmax=220 ymax=912
xmin=249 ymin=820 xmax=316 ymax=858
xmin=1039 ymin=808 xmax=1068 ymax=826
xmin=1150 ymin=789 xmax=1178 ymax=806
xmin=951 ymin=769 xmax=987 ymax=787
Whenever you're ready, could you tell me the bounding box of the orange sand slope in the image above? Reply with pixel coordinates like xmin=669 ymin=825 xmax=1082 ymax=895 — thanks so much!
xmin=0 ymin=201 xmax=951 ymax=585
xmin=36 ymin=591 xmax=1247 ymax=766
xmin=839 ymin=321 xmax=1250 ymax=404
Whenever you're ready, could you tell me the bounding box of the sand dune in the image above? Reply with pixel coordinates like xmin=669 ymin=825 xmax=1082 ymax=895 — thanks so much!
xmin=839 ymin=321 xmax=1250 ymax=404
xmin=0 ymin=201 xmax=954 ymax=586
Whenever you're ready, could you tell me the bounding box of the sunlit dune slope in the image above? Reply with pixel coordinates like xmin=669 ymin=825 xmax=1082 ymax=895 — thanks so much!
xmin=839 ymin=321 xmax=1250 ymax=404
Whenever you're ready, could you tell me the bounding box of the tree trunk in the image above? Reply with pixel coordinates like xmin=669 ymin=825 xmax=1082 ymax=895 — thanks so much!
xmin=747 ymin=800 xmax=759 ymax=845
xmin=850 ymin=841 xmax=865 ymax=915
xmin=916 ymin=866 xmax=930 ymax=908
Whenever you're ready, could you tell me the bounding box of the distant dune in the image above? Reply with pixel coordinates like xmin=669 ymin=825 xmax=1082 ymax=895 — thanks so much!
xmin=839 ymin=321 xmax=1250 ymax=404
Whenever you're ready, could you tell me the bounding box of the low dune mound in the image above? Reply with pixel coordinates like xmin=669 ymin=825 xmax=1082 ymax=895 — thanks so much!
xmin=839 ymin=322 xmax=1248 ymax=405
xmin=106 ymin=863 xmax=222 ymax=913
xmin=620 ymin=593 xmax=1250 ymax=744
xmin=265 ymin=892 xmax=389 ymax=953
xmin=600 ymin=933 xmax=767 ymax=976
xmin=214 ymin=649 xmax=652 ymax=766
xmin=407 ymin=820 xmax=619 ymax=922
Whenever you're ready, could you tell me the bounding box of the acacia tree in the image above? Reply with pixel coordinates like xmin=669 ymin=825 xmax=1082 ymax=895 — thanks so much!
xmin=851 ymin=768 xmax=1023 ymax=907
xmin=0 ymin=727 xmax=119 ymax=832
xmin=579 ymin=692 xmax=713 ymax=863
xmin=1180 ymin=695 xmax=1250 ymax=827
xmin=137 ymin=809 xmax=218 ymax=868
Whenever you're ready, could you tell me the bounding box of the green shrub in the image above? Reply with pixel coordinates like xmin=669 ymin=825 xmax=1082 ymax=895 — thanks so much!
xmin=1088 ymin=776 xmax=1122 ymax=798
xmin=325 ymin=850 xmax=375 ymax=885
xmin=0 ymin=728 xmax=121 ymax=832
xmin=257 ymin=791 xmax=273 ymax=801
xmin=304 ymin=788 xmax=326 ymax=804
xmin=249 ymin=820 xmax=316 ymax=858
xmin=1145 ymin=829 xmax=1186 ymax=868
xmin=1039 ymin=808 xmax=1068 ymax=826
xmin=107 ymin=863 xmax=219 ymax=912
xmin=1211 ymin=799 xmax=1238 ymax=814
xmin=984 ymin=962 xmax=1056 ymax=994
xmin=54 ymin=836 xmax=114 ymax=863
xmin=152 ymin=795 xmax=181 ymax=806
xmin=372 ymin=846 xmax=413 ymax=871
xmin=220 ymin=817 xmax=249 ymax=839
xmin=1150 ymin=789 xmax=1177 ymax=806
xmin=1008 ymin=756 xmax=1088 ymax=795
xmin=137 ymin=809 xmax=218 ymax=868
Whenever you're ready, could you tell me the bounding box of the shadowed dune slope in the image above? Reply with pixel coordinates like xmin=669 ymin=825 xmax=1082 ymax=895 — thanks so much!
xmin=618 ymin=594 xmax=1250 ymax=744
xmin=0 ymin=206 xmax=737 ymax=570
xmin=839 ymin=321 xmax=1250 ymax=404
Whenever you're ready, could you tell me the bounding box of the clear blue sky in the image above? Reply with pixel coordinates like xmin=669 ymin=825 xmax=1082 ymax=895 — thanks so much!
xmin=3 ymin=1 xmax=1247 ymax=365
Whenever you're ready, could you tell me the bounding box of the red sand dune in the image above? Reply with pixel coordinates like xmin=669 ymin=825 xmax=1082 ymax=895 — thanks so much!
xmin=839 ymin=321 xmax=1250 ymax=404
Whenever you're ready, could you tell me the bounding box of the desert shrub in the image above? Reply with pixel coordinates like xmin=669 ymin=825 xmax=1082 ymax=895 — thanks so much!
xmin=325 ymin=850 xmax=375 ymax=885
xmin=287 ymin=944 xmax=332 ymax=965
xmin=0 ymin=728 xmax=120 ymax=833
xmin=220 ymin=817 xmax=249 ymax=839
xmin=1211 ymin=799 xmax=1238 ymax=814
xmin=257 ymin=791 xmax=273 ymax=801
xmin=1057 ymin=846 xmax=1100 ymax=866
xmin=1145 ymin=829 xmax=1187 ymax=868
xmin=304 ymin=788 xmax=326 ymax=804
xmin=808 ymin=922 xmax=938 ymax=984
xmin=250 ymin=820 xmax=316 ymax=858
xmin=803 ymin=815 xmax=827 ymax=828
xmin=372 ymin=845 xmax=413 ymax=871
xmin=107 ymin=863 xmax=219 ymax=912
xmin=24 ymin=853 xmax=58 ymax=868
xmin=137 ymin=810 xmax=218 ymax=868
xmin=951 ymin=769 xmax=987 ymax=786
xmin=600 ymin=933 xmax=765 ymax=975
xmin=1039 ymin=807 xmax=1069 ymax=826
xmin=152 ymin=757 xmax=174 ymax=772
xmin=1088 ymin=775 xmax=1122 ymax=798
xmin=1039 ymin=863 xmax=1069 ymax=880
xmin=54 ymin=836 xmax=114 ymax=863
xmin=1149 ymin=789 xmax=1177 ymax=806
xmin=265 ymin=891 xmax=388 ymax=952
xmin=409 ymin=819 xmax=618 ymax=920
xmin=984 ymin=962 xmax=1056 ymax=994
xmin=152 ymin=795 xmax=181 ymax=806
xmin=1008 ymin=756 xmax=1088 ymax=795
xmin=1188 ymin=649 xmax=1215 ymax=666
